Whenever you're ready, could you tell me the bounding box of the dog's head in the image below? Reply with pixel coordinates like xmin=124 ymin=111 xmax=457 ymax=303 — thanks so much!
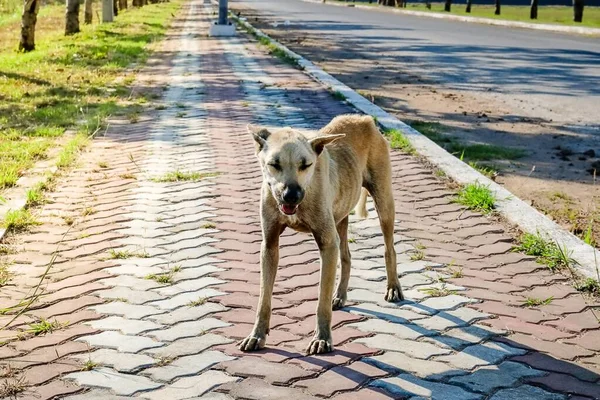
xmin=248 ymin=124 xmax=344 ymax=216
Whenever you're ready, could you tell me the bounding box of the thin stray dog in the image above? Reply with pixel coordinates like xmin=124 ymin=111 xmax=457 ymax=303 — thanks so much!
xmin=240 ymin=114 xmax=404 ymax=355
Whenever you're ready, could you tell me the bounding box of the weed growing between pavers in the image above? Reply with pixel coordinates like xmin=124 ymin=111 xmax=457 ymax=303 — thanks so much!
xmin=107 ymin=248 xmax=150 ymax=259
xmin=25 ymin=184 xmax=45 ymax=208
xmin=187 ymin=297 xmax=208 ymax=307
xmin=145 ymin=266 xmax=180 ymax=285
xmin=576 ymin=278 xmax=600 ymax=295
xmin=81 ymin=359 xmax=98 ymax=372
xmin=0 ymin=261 xmax=12 ymax=287
xmin=257 ymin=35 xmax=300 ymax=67
xmin=454 ymin=182 xmax=495 ymax=214
xmin=153 ymin=170 xmax=220 ymax=183
xmin=384 ymin=128 xmax=416 ymax=155
xmin=513 ymin=233 xmax=574 ymax=271
xmin=419 ymin=284 xmax=457 ymax=297
xmin=2 ymin=209 xmax=41 ymax=233
xmin=522 ymin=296 xmax=554 ymax=307
xmin=28 ymin=318 xmax=66 ymax=335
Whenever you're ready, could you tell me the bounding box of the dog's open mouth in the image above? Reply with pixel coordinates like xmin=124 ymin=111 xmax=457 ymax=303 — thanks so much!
xmin=280 ymin=204 xmax=298 ymax=215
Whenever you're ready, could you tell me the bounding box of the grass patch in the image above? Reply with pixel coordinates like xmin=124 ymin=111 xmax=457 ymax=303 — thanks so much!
xmin=409 ymin=248 xmax=425 ymax=261
xmin=153 ymin=170 xmax=220 ymax=183
xmin=257 ymin=36 xmax=299 ymax=66
xmin=187 ymin=297 xmax=207 ymax=307
xmin=107 ymin=248 xmax=149 ymax=259
xmin=28 ymin=318 xmax=66 ymax=335
xmin=3 ymin=209 xmax=40 ymax=233
xmin=447 ymin=266 xmax=463 ymax=278
xmin=575 ymin=278 xmax=600 ymax=295
xmin=384 ymin=128 xmax=415 ymax=155
xmin=523 ymin=296 xmax=553 ymax=307
xmin=145 ymin=266 xmax=179 ymax=285
xmin=56 ymin=134 xmax=90 ymax=169
xmin=454 ymin=183 xmax=495 ymax=214
xmin=331 ymin=90 xmax=346 ymax=101
xmin=0 ymin=373 xmax=27 ymax=399
xmin=26 ymin=184 xmax=45 ymax=208
xmin=419 ymin=284 xmax=457 ymax=297
xmin=0 ymin=0 xmax=184 ymax=196
xmin=0 ymin=262 xmax=12 ymax=287
xmin=513 ymin=233 xmax=574 ymax=271
xmin=202 ymin=222 xmax=216 ymax=229
xmin=81 ymin=359 xmax=98 ymax=371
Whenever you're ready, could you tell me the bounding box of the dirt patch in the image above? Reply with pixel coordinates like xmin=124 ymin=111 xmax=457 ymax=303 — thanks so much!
xmin=232 ymin=4 xmax=600 ymax=247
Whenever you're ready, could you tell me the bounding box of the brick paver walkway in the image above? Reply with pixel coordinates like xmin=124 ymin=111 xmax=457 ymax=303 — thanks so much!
xmin=1 ymin=1 xmax=599 ymax=399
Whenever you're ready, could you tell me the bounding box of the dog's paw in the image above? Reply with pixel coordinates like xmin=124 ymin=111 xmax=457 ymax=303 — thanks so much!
xmin=332 ymin=296 xmax=346 ymax=310
xmin=384 ymin=285 xmax=404 ymax=302
xmin=239 ymin=334 xmax=266 ymax=352
xmin=306 ymin=338 xmax=333 ymax=355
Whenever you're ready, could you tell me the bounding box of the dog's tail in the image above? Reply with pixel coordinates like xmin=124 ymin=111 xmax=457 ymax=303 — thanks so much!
xmin=355 ymin=188 xmax=369 ymax=219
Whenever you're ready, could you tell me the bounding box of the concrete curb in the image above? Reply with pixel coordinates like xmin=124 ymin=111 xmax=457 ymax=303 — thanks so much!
xmin=231 ymin=13 xmax=600 ymax=280
xmin=305 ymin=0 xmax=600 ymax=36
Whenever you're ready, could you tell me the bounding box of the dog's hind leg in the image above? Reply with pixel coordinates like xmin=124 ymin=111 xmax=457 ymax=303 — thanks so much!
xmin=366 ymin=168 xmax=404 ymax=302
xmin=333 ymin=216 xmax=350 ymax=310
xmin=240 ymin=221 xmax=283 ymax=352
xmin=354 ymin=188 xmax=369 ymax=219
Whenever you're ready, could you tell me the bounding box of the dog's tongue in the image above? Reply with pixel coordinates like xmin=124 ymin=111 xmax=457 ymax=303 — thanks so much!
xmin=281 ymin=204 xmax=297 ymax=215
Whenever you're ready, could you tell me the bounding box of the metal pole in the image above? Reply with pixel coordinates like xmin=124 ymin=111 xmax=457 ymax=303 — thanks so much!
xmin=218 ymin=0 xmax=228 ymax=25
xmin=102 ymin=0 xmax=113 ymax=22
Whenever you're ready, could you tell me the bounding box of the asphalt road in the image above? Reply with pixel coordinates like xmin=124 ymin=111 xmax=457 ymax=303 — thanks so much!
xmin=233 ymin=0 xmax=600 ymax=128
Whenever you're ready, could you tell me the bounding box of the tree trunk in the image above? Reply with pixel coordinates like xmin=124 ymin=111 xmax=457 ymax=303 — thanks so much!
xmin=573 ymin=0 xmax=584 ymax=22
xmin=84 ymin=0 xmax=93 ymax=23
xmin=113 ymin=0 xmax=118 ymax=16
xmin=494 ymin=0 xmax=501 ymax=15
xmin=119 ymin=0 xmax=127 ymax=9
xmin=19 ymin=0 xmax=40 ymax=52
xmin=444 ymin=0 xmax=451 ymax=12
xmin=102 ymin=0 xmax=113 ymax=22
xmin=530 ymin=0 xmax=538 ymax=19
xmin=378 ymin=0 xmax=396 ymax=5
xmin=65 ymin=0 xmax=80 ymax=35
xmin=466 ymin=0 xmax=472 ymax=12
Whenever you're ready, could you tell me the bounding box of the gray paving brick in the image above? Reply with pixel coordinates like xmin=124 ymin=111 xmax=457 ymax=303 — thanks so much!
xmin=152 ymin=277 xmax=226 ymax=296
xmin=356 ymin=334 xmax=451 ymax=359
xmin=76 ymin=331 xmax=164 ymax=353
xmin=370 ymin=374 xmax=482 ymax=400
xmin=148 ymin=318 xmax=230 ymax=342
xmin=62 ymin=389 xmax=131 ymax=400
xmin=142 ymin=351 xmax=234 ymax=382
xmin=364 ymin=351 xmax=465 ymax=380
xmin=87 ymin=316 xmax=162 ymax=335
xmin=414 ymin=308 xmax=489 ymax=331
xmin=140 ymin=370 xmax=239 ymax=400
xmin=147 ymin=302 xmax=227 ymax=325
xmin=90 ymin=302 xmax=164 ymax=319
xmin=488 ymin=385 xmax=566 ymax=400
xmin=423 ymin=325 xmax=505 ymax=350
xmin=71 ymin=348 xmax=156 ymax=373
xmin=437 ymin=341 xmax=527 ymax=370
xmin=417 ymin=294 xmax=476 ymax=311
xmin=98 ymin=286 xmax=163 ymax=304
xmin=145 ymin=333 xmax=234 ymax=358
xmin=101 ymin=275 xmax=162 ymax=291
xmin=149 ymin=288 xmax=225 ymax=310
xmin=66 ymin=367 xmax=162 ymax=396
xmin=346 ymin=303 xmax=426 ymax=323
xmin=347 ymin=319 xmax=433 ymax=340
xmin=449 ymin=361 xmax=547 ymax=393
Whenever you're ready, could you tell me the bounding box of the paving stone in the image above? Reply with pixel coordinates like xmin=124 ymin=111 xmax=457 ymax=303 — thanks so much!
xmin=101 ymin=275 xmax=162 ymax=291
xmin=221 ymin=377 xmax=317 ymax=400
xmin=64 ymin=389 xmax=131 ymax=399
xmin=147 ymin=302 xmax=227 ymax=325
xmin=218 ymin=357 xmax=315 ymax=385
xmin=422 ymin=325 xmax=505 ymax=350
xmin=417 ymin=295 xmax=476 ymax=311
xmin=347 ymin=319 xmax=433 ymax=340
xmin=87 ymin=316 xmax=162 ymax=335
xmin=76 ymin=331 xmax=164 ymax=353
xmin=512 ymin=352 xmax=600 ymax=382
xmin=364 ymin=351 xmax=465 ymax=380
xmin=449 ymin=361 xmax=546 ymax=393
xmin=152 ymin=277 xmax=226 ymax=296
xmin=98 ymin=286 xmax=163 ymax=305
xmin=370 ymin=374 xmax=482 ymax=400
xmin=488 ymin=385 xmax=567 ymax=400
xmin=140 ymin=370 xmax=239 ymax=400
xmin=437 ymin=341 xmax=527 ymax=369
xmin=416 ymin=307 xmax=490 ymax=331
xmin=149 ymin=289 xmax=225 ymax=310
xmin=345 ymin=303 xmax=426 ymax=323
xmin=145 ymin=333 xmax=234 ymax=358
xmin=143 ymin=350 xmax=234 ymax=382
xmin=90 ymin=302 xmax=165 ymax=319
xmin=66 ymin=367 xmax=162 ymax=396
xmin=528 ymin=372 xmax=600 ymax=398
xmin=355 ymin=334 xmax=451 ymax=359
xmin=148 ymin=318 xmax=230 ymax=341
xmin=70 ymin=348 xmax=156 ymax=373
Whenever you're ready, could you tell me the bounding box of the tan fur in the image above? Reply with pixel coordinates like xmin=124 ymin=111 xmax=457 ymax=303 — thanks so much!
xmin=240 ymin=114 xmax=404 ymax=355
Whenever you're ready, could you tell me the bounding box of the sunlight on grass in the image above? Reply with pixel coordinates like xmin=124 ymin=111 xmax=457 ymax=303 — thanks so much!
xmin=454 ymin=182 xmax=495 ymax=214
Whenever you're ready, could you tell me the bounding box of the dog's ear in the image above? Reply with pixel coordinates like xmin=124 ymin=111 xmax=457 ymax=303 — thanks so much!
xmin=247 ymin=124 xmax=271 ymax=153
xmin=309 ymin=134 xmax=345 ymax=156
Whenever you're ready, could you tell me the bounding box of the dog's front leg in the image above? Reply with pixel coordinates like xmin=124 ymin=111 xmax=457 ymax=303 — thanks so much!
xmin=239 ymin=223 xmax=282 ymax=352
xmin=307 ymin=226 xmax=339 ymax=355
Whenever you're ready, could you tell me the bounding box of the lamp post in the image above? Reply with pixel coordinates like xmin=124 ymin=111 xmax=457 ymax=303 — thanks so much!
xmin=209 ymin=0 xmax=235 ymax=36
xmin=218 ymin=0 xmax=228 ymax=25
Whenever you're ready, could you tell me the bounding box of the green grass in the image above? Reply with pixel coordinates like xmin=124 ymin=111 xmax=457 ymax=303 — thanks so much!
xmin=2 ymin=209 xmax=40 ymax=233
xmin=107 ymin=248 xmax=149 ymax=259
xmin=454 ymin=183 xmax=495 ymax=214
xmin=337 ymin=1 xmax=600 ymax=28
xmin=153 ymin=170 xmax=220 ymax=183
xmin=0 ymin=262 xmax=12 ymax=287
xmin=202 ymin=222 xmax=216 ymax=229
xmin=145 ymin=266 xmax=180 ymax=285
xmin=28 ymin=318 xmax=66 ymax=335
xmin=513 ymin=233 xmax=574 ymax=271
xmin=81 ymin=359 xmax=98 ymax=371
xmin=331 ymin=90 xmax=347 ymax=101
xmin=384 ymin=128 xmax=416 ymax=155
xmin=187 ymin=297 xmax=207 ymax=307
xmin=257 ymin=36 xmax=299 ymax=66
xmin=419 ymin=284 xmax=457 ymax=297
xmin=575 ymin=278 xmax=600 ymax=295
xmin=0 ymin=0 xmax=184 ymax=196
xmin=523 ymin=296 xmax=553 ymax=307
xmin=26 ymin=184 xmax=45 ymax=208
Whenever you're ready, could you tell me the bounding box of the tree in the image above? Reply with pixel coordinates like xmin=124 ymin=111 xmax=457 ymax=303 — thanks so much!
xmin=113 ymin=0 xmax=118 ymax=16
xmin=19 ymin=0 xmax=40 ymax=52
xmin=444 ymin=0 xmax=451 ymax=12
xmin=573 ymin=0 xmax=584 ymax=22
xmin=530 ymin=0 xmax=538 ymax=19
xmin=378 ymin=0 xmax=397 ymax=5
xmin=84 ymin=0 xmax=93 ymax=24
xmin=494 ymin=0 xmax=501 ymax=15
xmin=466 ymin=0 xmax=472 ymax=12
xmin=65 ymin=0 xmax=80 ymax=34
xmin=119 ymin=0 xmax=127 ymax=10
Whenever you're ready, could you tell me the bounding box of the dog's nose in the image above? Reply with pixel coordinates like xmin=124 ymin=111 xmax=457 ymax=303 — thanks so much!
xmin=282 ymin=185 xmax=303 ymax=205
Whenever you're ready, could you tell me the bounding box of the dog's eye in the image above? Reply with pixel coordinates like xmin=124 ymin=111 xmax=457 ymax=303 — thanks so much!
xmin=269 ymin=164 xmax=281 ymax=171
xmin=299 ymin=163 xmax=312 ymax=171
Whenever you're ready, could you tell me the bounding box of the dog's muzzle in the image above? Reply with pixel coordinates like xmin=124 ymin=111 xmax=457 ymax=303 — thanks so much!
xmin=279 ymin=184 xmax=304 ymax=215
